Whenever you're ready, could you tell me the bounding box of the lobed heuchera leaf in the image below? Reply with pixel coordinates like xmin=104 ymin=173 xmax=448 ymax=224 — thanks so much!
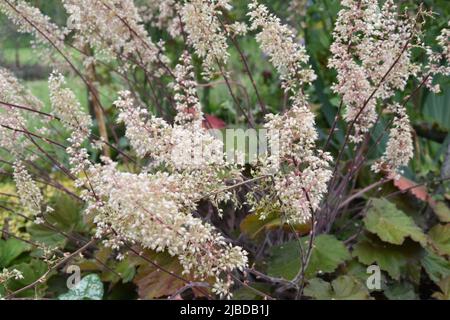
xmin=421 ymin=249 xmax=450 ymax=285
xmin=431 ymin=201 xmax=450 ymax=223
xmin=58 ymin=274 xmax=104 ymax=300
xmin=432 ymin=276 xmax=450 ymax=300
xmin=240 ymin=211 xmax=310 ymax=239
xmin=132 ymin=250 xmax=209 ymax=299
xmin=267 ymin=234 xmax=350 ymax=279
xmin=0 ymin=238 xmax=31 ymax=268
xmin=428 ymin=223 xmax=450 ymax=256
xmin=5 ymin=260 xmax=48 ymax=298
xmin=306 ymin=235 xmax=351 ymax=278
xmin=304 ymin=276 xmax=371 ymax=300
xmin=363 ymin=198 xmax=427 ymax=246
xmin=353 ymin=236 xmax=422 ymax=280
xmin=384 ymin=282 xmax=418 ymax=300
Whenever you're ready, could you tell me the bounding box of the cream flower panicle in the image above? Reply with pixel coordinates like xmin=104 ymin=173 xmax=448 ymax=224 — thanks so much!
xmin=247 ymin=2 xmax=332 ymax=225
xmin=13 ymin=160 xmax=43 ymax=221
xmin=48 ymin=71 xmax=92 ymax=177
xmin=329 ymin=0 xmax=419 ymax=143
xmin=0 ymin=0 xmax=67 ymax=50
xmin=248 ymin=0 xmax=316 ymax=94
xmin=63 ymin=0 xmax=170 ymax=74
xmin=137 ymin=0 xmax=180 ymax=38
xmin=0 ymin=0 xmax=69 ymax=70
xmin=180 ymin=0 xmax=232 ymax=79
xmin=371 ymin=103 xmax=414 ymax=177
xmin=115 ymin=90 xmax=172 ymax=161
xmin=262 ymin=95 xmax=333 ymax=224
xmin=424 ymin=23 xmax=450 ymax=93
xmin=0 ymin=68 xmax=43 ymax=110
xmin=0 ymin=68 xmax=46 ymax=157
xmin=172 ymin=51 xmax=204 ymax=125
xmin=87 ymin=160 xmax=247 ymax=289
xmin=106 ymin=51 xmax=248 ymax=295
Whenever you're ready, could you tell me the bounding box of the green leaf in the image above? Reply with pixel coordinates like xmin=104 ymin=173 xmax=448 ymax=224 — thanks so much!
xmin=233 ymin=283 xmax=271 ymax=300
xmin=267 ymin=235 xmax=350 ymax=279
xmin=303 ymin=278 xmax=332 ymax=299
xmin=28 ymin=193 xmax=85 ymax=248
xmin=0 ymin=238 xmax=31 ymax=268
xmin=27 ymin=225 xmax=67 ymax=248
xmin=384 ymin=282 xmax=418 ymax=300
xmin=429 ymin=224 xmax=450 ymax=256
xmin=240 ymin=211 xmax=310 ymax=239
xmin=304 ymin=276 xmax=371 ymax=300
xmin=353 ymin=236 xmax=423 ymax=280
xmin=421 ymin=249 xmax=450 ymax=285
xmin=266 ymin=241 xmax=301 ymax=280
xmin=58 ymin=274 xmax=104 ymax=300
xmin=364 ymin=198 xmax=427 ymax=246
xmin=423 ymin=89 xmax=450 ymax=131
xmin=5 ymin=260 xmax=48 ymax=297
xmin=432 ymin=202 xmax=450 ymax=223
xmin=101 ymin=259 xmax=136 ymax=284
xmin=432 ymin=276 xmax=450 ymax=300
xmin=306 ymin=235 xmax=351 ymax=277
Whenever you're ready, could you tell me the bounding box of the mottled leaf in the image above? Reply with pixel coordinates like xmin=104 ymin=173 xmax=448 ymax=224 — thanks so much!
xmin=58 ymin=274 xmax=104 ymax=300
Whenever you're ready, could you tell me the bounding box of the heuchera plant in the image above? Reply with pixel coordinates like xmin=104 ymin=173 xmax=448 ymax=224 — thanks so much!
xmin=0 ymin=0 xmax=448 ymax=300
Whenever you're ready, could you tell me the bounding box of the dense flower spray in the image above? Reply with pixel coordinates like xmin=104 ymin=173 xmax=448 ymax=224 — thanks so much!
xmin=248 ymin=1 xmax=332 ymax=225
xmin=63 ymin=0 xmax=169 ymax=72
xmin=329 ymin=0 xmax=419 ymax=143
xmin=181 ymin=0 xmax=232 ymax=79
xmin=0 ymin=0 xmax=449 ymax=300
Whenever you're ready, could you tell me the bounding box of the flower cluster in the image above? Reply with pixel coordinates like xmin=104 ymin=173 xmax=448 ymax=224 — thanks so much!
xmin=172 ymin=51 xmax=203 ymax=124
xmin=0 ymin=68 xmax=43 ymax=110
xmin=0 ymin=68 xmax=45 ymax=156
xmin=0 ymin=0 xmax=68 ymax=69
xmin=63 ymin=0 xmax=169 ymax=73
xmin=0 ymin=0 xmax=66 ymax=48
xmin=424 ymin=23 xmax=450 ymax=93
xmin=180 ymin=0 xmax=231 ymax=79
xmin=115 ymin=90 xmax=172 ymax=161
xmin=0 ymin=268 xmax=24 ymax=284
xmin=247 ymin=2 xmax=332 ymax=224
xmin=137 ymin=0 xmax=180 ymax=38
xmin=248 ymin=0 xmax=316 ymax=93
xmin=48 ymin=71 xmax=92 ymax=176
xmin=87 ymin=160 xmax=247 ymax=286
xmin=117 ymin=52 xmax=226 ymax=171
xmin=260 ymin=95 xmax=333 ymax=224
xmin=371 ymin=103 xmax=414 ymax=177
xmin=12 ymin=160 xmax=43 ymax=220
xmin=329 ymin=0 xmax=419 ymax=143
